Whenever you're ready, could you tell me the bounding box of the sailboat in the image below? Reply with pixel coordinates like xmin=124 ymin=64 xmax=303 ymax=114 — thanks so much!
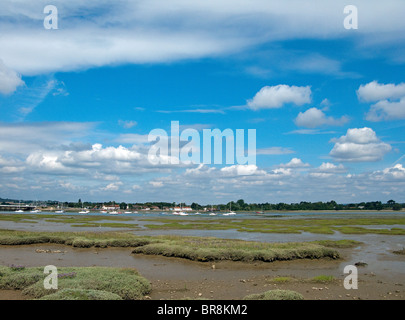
xmin=179 ymin=203 xmax=189 ymax=216
xmin=78 ymin=203 xmax=89 ymax=214
xmin=30 ymin=200 xmax=42 ymax=213
xmin=223 ymin=202 xmax=236 ymax=216
xmin=208 ymin=205 xmax=217 ymax=216
xmin=55 ymin=202 xmax=64 ymax=213
xmin=173 ymin=203 xmax=188 ymax=216
xmin=15 ymin=201 xmax=24 ymax=213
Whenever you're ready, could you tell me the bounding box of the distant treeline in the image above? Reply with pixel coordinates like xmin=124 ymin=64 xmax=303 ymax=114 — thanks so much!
xmin=1 ymin=198 xmax=403 ymax=211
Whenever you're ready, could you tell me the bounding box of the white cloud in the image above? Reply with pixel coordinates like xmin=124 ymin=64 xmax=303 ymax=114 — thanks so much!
xmin=330 ymin=127 xmax=392 ymax=162
xmin=357 ymin=81 xmax=405 ymax=121
xmin=101 ymin=182 xmax=123 ymax=192
xmin=1 ymin=1 xmax=405 ymax=75
xmin=383 ymin=164 xmax=405 ymax=179
xmin=26 ymin=152 xmax=76 ymax=174
xmin=295 ymin=107 xmax=349 ymax=128
xmin=185 ymin=164 xmax=215 ymax=176
xmin=118 ymin=120 xmax=138 ymax=129
xmin=149 ymin=181 xmax=164 ymax=187
xmin=366 ymin=98 xmax=405 ymax=122
xmin=0 ymin=59 xmax=24 ymax=95
xmin=315 ymin=162 xmax=346 ymax=173
xmin=282 ymin=54 xmax=354 ymax=77
xmin=220 ymin=164 xmax=264 ymax=176
xmin=247 ymin=85 xmax=311 ymax=110
xmin=279 ymin=158 xmax=310 ymax=168
xmin=0 ymin=122 xmax=96 ymax=155
xmin=357 ymin=81 xmax=405 ymax=103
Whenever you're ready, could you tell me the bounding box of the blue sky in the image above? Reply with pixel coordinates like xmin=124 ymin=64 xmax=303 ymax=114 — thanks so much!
xmin=1 ymin=0 xmax=405 ymax=204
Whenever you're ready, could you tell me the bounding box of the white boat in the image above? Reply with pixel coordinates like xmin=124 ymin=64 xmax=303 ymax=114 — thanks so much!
xmin=55 ymin=210 xmax=64 ymax=213
xmin=79 ymin=210 xmax=90 ymax=214
xmin=15 ymin=201 xmax=24 ymax=212
xmin=124 ymin=211 xmax=132 ymax=214
xmin=31 ymin=209 xmax=42 ymax=213
xmin=209 ymin=212 xmax=217 ymax=216
xmin=109 ymin=211 xmax=119 ymax=215
xmin=178 ymin=211 xmax=188 ymax=216
xmin=100 ymin=210 xmax=107 ymax=214
xmin=223 ymin=203 xmax=236 ymax=216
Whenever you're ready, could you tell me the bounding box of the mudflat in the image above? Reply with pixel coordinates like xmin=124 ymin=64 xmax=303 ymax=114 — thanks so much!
xmin=0 ymin=243 xmax=404 ymax=300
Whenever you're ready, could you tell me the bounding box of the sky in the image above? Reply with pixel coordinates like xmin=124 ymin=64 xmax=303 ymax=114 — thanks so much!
xmin=0 ymin=0 xmax=405 ymax=205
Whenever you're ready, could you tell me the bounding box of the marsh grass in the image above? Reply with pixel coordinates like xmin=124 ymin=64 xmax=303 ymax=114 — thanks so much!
xmin=0 ymin=265 xmax=150 ymax=300
xmin=310 ymin=275 xmax=336 ymax=283
xmin=243 ymin=289 xmax=304 ymax=300
xmin=267 ymin=274 xmax=336 ymax=285
xmin=312 ymin=240 xmax=362 ymax=248
xmin=131 ymin=235 xmax=340 ymax=262
xmin=0 ymin=230 xmax=340 ymax=263
xmin=269 ymin=276 xmax=295 ymax=283
xmin=38 ymin=288 xmax=123 ymax=300
xmin=141 ymin=216 xmax=405 ymax=235
xmin=0 ymin=229 xmax=155 ymax=248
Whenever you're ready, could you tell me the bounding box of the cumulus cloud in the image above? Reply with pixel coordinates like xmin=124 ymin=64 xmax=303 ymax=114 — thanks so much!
xmin=310 ymin=162 xmax=347 ymax=177
xmin=247 ymin=85 xmax=311 ymax=110
xmin=316 ymin=162 xmax=346 ymax=173
xmin=371 ymin=164 xmax=405 ymax=181
xmin=295 ymin=107 xmax=349 ymax=128
xmin=357 ymin=81 xmax=405 ymax=102
xmin=366 ymin=98 xmax=405 ymax=122
xmin=0 ymin=59 xmax=24 ymax=94
xmin=220 ymin=164 xmax=264 ymax=176
xmin=329 ymin=127 xmax=392 ymax=162
xmin=279 ymin=158 xmax=310 ymax=168
xmin=357 ymin=81 xmax=405 ymax=121
xmin=101 ymin=182 xmax=123 ymax=191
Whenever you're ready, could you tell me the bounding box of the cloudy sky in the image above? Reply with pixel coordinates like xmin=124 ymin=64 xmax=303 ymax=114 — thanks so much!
xmin=1 ymin=0 xmax=405 ymax=204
